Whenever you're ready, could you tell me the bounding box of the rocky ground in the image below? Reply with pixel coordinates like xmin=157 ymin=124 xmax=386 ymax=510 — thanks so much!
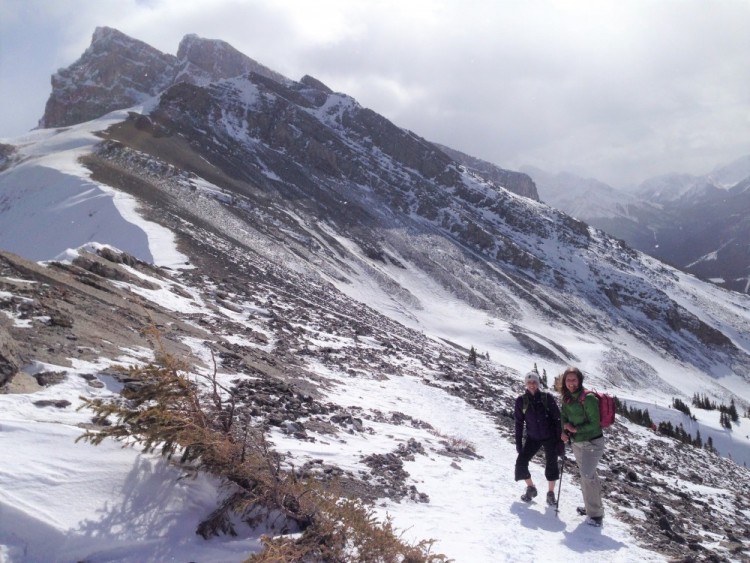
xmin=2 ymin=239 xmax=748 ymax=562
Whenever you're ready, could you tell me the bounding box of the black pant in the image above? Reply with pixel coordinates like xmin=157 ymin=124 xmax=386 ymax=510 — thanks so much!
xmin=514 ymin=437 xmax=560 ymax=482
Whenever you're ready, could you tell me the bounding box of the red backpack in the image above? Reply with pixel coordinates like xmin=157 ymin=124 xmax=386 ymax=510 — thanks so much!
xmin=579 ymin=390 xmax=616 ymax=428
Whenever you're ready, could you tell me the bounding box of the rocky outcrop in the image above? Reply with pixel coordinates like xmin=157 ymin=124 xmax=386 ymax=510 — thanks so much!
xmin=437 ymin=143 xmax=539 ymax=200
xmin=0 ymin=143 xmax=16 ymax=172
xmin=39 ymin=27 xmax=288 ymax=129
xmin=0 ymin=325 xmax=21 ymax=386
xmin=175 ymin=34 xmax=287 ymax=86
xmin=0 ymin=249 xmax=209 ymax=380
xmin=40 ymin=27 xmax=177 ymax=129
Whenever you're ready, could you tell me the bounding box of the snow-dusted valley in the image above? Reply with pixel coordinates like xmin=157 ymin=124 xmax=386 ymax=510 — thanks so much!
xmin=1 ymin=27 xmax=749 ymax=562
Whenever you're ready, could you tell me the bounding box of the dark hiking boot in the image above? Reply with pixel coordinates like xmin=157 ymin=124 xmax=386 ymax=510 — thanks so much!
xmin=576 ymin=506 xmax=587 ymax=516
xmin=520 ymin=485 xmax=538 ymax=502
xmin=546 ymin=491 xmax=556 ymax=506
xmin=586 ymin=516 xmax=603 ymax=527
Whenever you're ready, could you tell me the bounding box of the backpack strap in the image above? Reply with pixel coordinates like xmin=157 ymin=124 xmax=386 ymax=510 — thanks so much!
xmin=523 ymin=392 xmax=549 ymax=415
xmin=578 ymin=390 xmax=597 ymax=423
xmin=578 ymin=390 xmax=592 ymax=418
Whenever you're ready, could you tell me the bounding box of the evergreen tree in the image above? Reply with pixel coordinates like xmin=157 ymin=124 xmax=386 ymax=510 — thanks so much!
xmin=693 ymin=392 xmax=717 ymax=410
xmin=720 ymin=411 xmax=732 ymax=429
xmin=468 ymin=346 xmax=477 ymax=366
xmin=643 ymin=409 xmax=653 ymax=428
xmin=706 ymin=436 xmax=715 ymax=453
xmin=729 ymin=399 xmax=739 ymax=423
xmin=672 ymin=397 xmax=691 ymax=416
xmin=658 ymin=420 xmax=675 ymax=437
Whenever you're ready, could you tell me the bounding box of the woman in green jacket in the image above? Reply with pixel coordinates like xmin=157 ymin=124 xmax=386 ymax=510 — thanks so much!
xmin=559 ymin=366 xmax=605 ymax=527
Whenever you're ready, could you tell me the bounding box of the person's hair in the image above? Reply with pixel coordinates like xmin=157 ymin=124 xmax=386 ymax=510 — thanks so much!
xmin=561 ymin=366 xmax=584 ymax=402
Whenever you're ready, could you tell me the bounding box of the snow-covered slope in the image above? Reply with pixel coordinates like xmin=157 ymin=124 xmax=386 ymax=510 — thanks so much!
xmin=2 ymin=240 xmax=747 ymax=562
xmin=0 ymin=110 xmax=185 ymax=267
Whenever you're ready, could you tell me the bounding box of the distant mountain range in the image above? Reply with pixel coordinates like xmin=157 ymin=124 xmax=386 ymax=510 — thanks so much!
xmin=525 ymin=157 xmax=750 ymax=294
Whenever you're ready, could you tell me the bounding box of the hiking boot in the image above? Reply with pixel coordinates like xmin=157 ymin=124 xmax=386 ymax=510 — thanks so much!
xmin=546 ymin=491 xmax=556 ymax=506
xmin=576 ymin=506 xmax=587 ymax=516
xmin=520 ymin=485 xmax=538 ymax=502
xmin=586 ymin=516 xmax=603 ymax=527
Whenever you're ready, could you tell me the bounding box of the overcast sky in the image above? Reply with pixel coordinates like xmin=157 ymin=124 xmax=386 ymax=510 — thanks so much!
xmin=1 ymin=0 xmax=749 ymax=187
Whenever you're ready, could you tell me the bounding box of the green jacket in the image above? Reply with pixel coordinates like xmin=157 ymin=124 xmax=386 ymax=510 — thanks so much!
xmin=561 ymin=389 xmax=602 ymax=443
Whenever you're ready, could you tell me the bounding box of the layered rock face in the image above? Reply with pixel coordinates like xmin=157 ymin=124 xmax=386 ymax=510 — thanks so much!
xmin=40 ymin=27 xmax=177 ymax=128
xmin=438 ymin=144 xmax=539 ymax=200
xmin=174 ymin=33 xmax=287 ymax=86
xmin=38 ymin=27 xmax=538 ymax=202
xmin=39 ymin=27 xmax=285 ymax=129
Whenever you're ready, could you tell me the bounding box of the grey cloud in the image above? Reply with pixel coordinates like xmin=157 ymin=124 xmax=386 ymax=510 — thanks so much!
xmin=2 ymin=0 xmax=749 ymax=187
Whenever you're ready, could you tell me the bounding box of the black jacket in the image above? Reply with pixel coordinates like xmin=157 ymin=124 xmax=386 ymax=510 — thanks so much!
xmin=514 ymin=391 xmax=562 ymax=448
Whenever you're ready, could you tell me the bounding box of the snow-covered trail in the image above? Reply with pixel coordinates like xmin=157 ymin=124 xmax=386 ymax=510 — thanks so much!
xmin=271 ymin=365 xmax=667 ymax=562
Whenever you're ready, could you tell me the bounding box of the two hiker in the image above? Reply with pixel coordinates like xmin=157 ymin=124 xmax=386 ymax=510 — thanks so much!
xmin=514 ymin=366 xmax=606 ymax=527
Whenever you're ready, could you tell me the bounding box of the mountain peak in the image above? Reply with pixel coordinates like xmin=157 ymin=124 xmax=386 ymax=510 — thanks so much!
xmin=39 ymin=28 xmax=177 ymax=129
xmin=38 ymin=28 xmax=287 ymax=129
xmin=175 ymin=33 xmax=287 ymax=86
xmin=300 ymin=75 xmax=334 ymax=94
xmin=90 ymin=25 xmax=132 ymax=46
xmin=708 ymin=154 xmax=750 ymax=188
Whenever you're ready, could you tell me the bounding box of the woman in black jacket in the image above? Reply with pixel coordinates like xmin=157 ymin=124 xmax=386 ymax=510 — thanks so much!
xmin=514 ymin=371 xmax=563 ymax=504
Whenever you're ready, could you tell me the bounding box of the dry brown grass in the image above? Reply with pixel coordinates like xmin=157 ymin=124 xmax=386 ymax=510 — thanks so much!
xmin=427 ymin=428 xmax=478 ymax=458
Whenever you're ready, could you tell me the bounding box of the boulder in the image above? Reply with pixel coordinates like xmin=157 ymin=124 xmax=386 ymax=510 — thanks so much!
xmin=0 ymin=327 xmax=20 ymax=386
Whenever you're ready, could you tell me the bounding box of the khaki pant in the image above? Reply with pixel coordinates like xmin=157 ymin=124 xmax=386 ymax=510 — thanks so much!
xmin=571 ymin=436 xmax=605 ymax=518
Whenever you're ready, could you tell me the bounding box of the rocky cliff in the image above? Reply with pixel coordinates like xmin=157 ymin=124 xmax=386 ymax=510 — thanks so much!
xmin=38 ymin=27 xmax=537 ymax=204
xmin=438 ymin=143 xmax=539 ymax=200
xmin=39 ymin=26 xmax=285 ymax=129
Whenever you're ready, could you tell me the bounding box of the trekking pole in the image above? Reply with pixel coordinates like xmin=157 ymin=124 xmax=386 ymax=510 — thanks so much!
xmin=555 ymin=438 xmax=567 ymax=515
xmin=555 ymin=454 xmax=564 ymax=515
